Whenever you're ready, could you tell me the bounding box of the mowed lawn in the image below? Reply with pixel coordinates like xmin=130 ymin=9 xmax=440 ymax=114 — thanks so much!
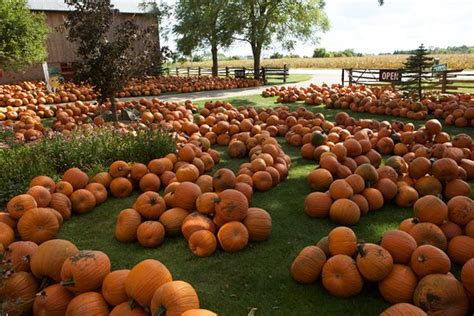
xmin=59 ymin=94 xmax=474 ymax=315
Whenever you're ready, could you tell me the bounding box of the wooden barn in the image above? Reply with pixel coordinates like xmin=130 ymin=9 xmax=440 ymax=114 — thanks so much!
xmin=0 ymin=0 xmax=155 ymax=83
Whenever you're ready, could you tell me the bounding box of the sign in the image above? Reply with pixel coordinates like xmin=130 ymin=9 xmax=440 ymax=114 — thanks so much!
xmin=379 ymin=69 xmax=401 ymax=82
xmin=42 ymin=62 xmax=51 ymax=92
xmin=432 ymin=64 xmax=447 ymax=73
xmin=42 ymin=62 xmax=63 ymax=92
xmin=234 ymin=69 xmax=245 ymax=79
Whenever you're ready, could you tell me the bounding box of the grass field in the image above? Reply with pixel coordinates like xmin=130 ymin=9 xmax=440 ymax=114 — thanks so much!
xmin=58 ymin=94 xmax=474 ymax=315
xmin=176 ymin=54 xmax=474 ymax=70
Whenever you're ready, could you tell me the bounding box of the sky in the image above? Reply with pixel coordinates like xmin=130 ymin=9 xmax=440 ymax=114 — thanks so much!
xmin=37 ymin=0 xmax=474 ymax=57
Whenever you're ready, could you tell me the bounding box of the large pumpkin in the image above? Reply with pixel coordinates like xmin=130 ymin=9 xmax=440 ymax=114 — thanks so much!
xmin=380 ymin=230 xmax=417 ymax=264
xmin=328 ymin=226 xmax=357 ymax=256
xmin=49 ymin=192 xmax=72 ymax=220
xmin=410 ymin=244 xmax=451 ymax=277
xmin=413 ymin=195 xmax=448 ymax=225
xmin=447 ymin=196 xmax=474 ymax=226
xmin=432 ymin=158 xmax=459 ymax=182
xmin=102 ymin=269 xmax=130 ymax=306
xmin=212 ymin=168 xmax=236 ymax=192
xmin=215 ymin=189 xmax=249 ymax=222
xmin=172 ymin=182 xmax=202 ymax=210
xmin=305 ymin=192 xmax=332 ymax=218
xmin=150 ymin=280 xmax=200 ymax=316
xmin=321 ymin=254 xmax=363 ymax=297
xmin=356 ymin=243 xmax=393 ymax=282
xmin=380 ymin=303 xmax=427 ymax=316
xmin=0 ymin=271 xmax=39 ymax=315
xmin=33 ymin=283 xmax=74 ymax=316
xmin=7 ymin=194 xmax=37 ymax=219
xmin=17 ymin=207 xmax=60 ymax=244
xmin=30 ymin=239 xmax=79 ymax=282
xmin=307 ymin=168 xmax=333 ymax=191
xmin=133 ymin=191 xmax=166 ymax=220
xmin=378 ymin=264 xmax=418 ymax=304
xmin=447 ymin=235 xmax=474 ymax=265
xmin=409 ymin=222 xmax=448 ymax=251
xmin=243 ymin=207 xmax=272 ymax=241
xmin=4 ymin=240 xmax=38 ymax=272
xmin=110 ymin=177 xmax=133 ymax=198
xmin=329 ymin=198 xmax=360 ymax=226
xmin=65 ymin=292 xmax=109 ymax=316
xmin=291 ymin=245 xmax=327 ymax=284
xmin=188 ymin=230 xmax=217 ymax=257
xmin=137 ymin=221 xmax=166 ymax=248
xmin=62 ymin=167 xmax=89 ymax=190
xmin=70 ymin=189 xmax=96 ymax=214
xmin=181 ymin=212 xmax=216 ymax=240
xmin=413 ymin=274 xmax=469 ymax=316
xmin=159 ymin=207 xmax=189 ymax=236
xmin=217 ymin=221 xmax=249 ymax=253
xmin=125 ymin=259 xmax=173 ymax=307
xmin=115 ymin=208 xmax=142 ymax=243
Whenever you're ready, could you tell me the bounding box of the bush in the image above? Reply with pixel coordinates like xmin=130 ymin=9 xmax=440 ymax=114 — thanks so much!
xmin=0 ymin=128 xmax=176 ymax=205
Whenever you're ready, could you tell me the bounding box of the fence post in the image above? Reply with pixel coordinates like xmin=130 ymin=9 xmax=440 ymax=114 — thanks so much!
xmin=243 ymin=67 xmax=246 ymax=79
xmin=341 ymin=69 xmax=345 ymax=86
xmin=261 ymin=67 xmax=266 ymax=84
xmin=283 ymin=64 xmax=287 ymax=83
xmin=441 ymin=71 xmax=447 ymax=93
xmin=176 ymin=68 xmax=179 ymax=76
xmin=348 ymin=68 xmax=353 ymax=85
xmin=198 ymin=67 xmax=201 ymax=77
xmin=187 ymin=67 xmax=190 ymax=77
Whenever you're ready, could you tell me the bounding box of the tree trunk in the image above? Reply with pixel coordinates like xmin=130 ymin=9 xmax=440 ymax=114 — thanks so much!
xmin=211 ymin=45 xmax=218 ymax=77
xmin=251 ymin=44 xmax=262 ymax=80
xmin=110 ymin=96 xmax=118 ymax=122
xmin=156 ymin=17 xmax=162 ymax=72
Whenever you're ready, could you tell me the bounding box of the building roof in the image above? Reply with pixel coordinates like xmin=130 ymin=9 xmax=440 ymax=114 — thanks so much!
xmin=28 ymin=0 xmax=147 ymax=14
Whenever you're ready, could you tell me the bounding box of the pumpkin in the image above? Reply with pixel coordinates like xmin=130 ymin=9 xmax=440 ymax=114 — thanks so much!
xmin=380 ymin=230 xmax=417 ymax=264
xmin=188 ymin=230 xmax=217 ymax=257
xmin=30 ymin=175 xmax=56 ymax=193
xmin=27 ymin=185 xmax=52 ymax=207
xmin=0 ymin=212 xmax=16 ymax=229
xmin=212 ymin=168 xmax=236 ymax=192
xmin=316 ymin=236 xmax=329 ymax=257
xmin=7 ymin=194 xmax=37 ymax=219
xmin=444 ymin=179 xmax=471 ymax=199
xmin=329 ymin=198 xmax=360 ymax=226
xmin=448 ymin=235 xmax=474 ymax=265
xmin=439 ymin=221 xmax=463 ymax=240
xmin=110 ymin=177 xmax=133 ymax=198
xmin=133 ymin=191 xmax=166 ymax=220
xmin=354 ymin=163 xmax=379 ymax=185
xmin=150 ymin=280 xmax=200 ymax=316
xmin=172 ymin=182 xmax=202 ymax=210
xmin=375 ymin=178 xmax=398 ymax=200
xmin=356 ymin=243 xmax=393 ymax=281
xmin=395 ymin=185 xmax=419 ymax=208
xmin=215 ymin=189 xmax=248 ymax=222
xmin=70 ymin=189 xmax=96 ymax=214
xmin=130 ymin=163 xmax=148 ymax=181
xmin=409 ymin=222 xmax=448 ymax=251
xmin=182 ymin=309 xmax=217 ymax=316
xmin=243 ymin=207 xmax=272 ymax=241
xmin=380 ymin=303 xmax=427 ymax=316
xmin=178 ymin=145 xmax=196 ymax=162
xmin=345 ymin=174 xmax=365 ymax=194
xmin=432 ymin=158 xmax=459 ymax=182
xmin=0 ymin=222 xmax=15 ymax=247
xmin=307 ymin=168 xmax=333 ymax=191
xmin=90 ymin=172 xmax=113 ymax=188
xmin=343 ymin=138 xmax=362 ymax=157
xmin=328 ymin=226 xmax=357 ymax=256
xmin=137 ymin=221 xmax=166 ymax=248
xmin=234 ymin=182 xmax=253 ymax=203
xmin=125 ymin=259 xmax=173 ymax=307
xmin=17 ymin=207 xmax=60 ymax=244
xmin=49 ymin=193 xmax=72 ymax=220
xmin=361 ymin=188 xmax=384 ymax=211
xmin=228 ymin=140 xmax=247 ymax=158
xmin=413 ymin=195 xmax=448 ymax=225
xmin=148 ymin=158 xmax=173 ymax=175
xmin=4 ymin=241 xmax=38 ymax=272
xmin=176 ymin=164 xmax=200 ymax=182
xmin=115 ymin=208 xmax=142 ymax=243
xmin=414 ymin=176 xmax=442 ymax=197
xmin=305 ymin=192 xmax=332 ymax=218
xmin=102 ymin=269 xmax=130 ymax=306
xmin=447 ymin=196 xmax=474 ymax=226
xmin=461 ymin=258 xmax=474 ymax=294
xmin=159 ymin=208 xmax=189 ymax=236
xmin=413 ymin=274 xmax=469 ymax=316
xmin=139 ymin=173 xmax=161 ymax=192
xmin=109 ymin=160 xmax=130 ymax=178
xmin=65 ymin=292 xmax=109 ymax=316
xmin=85 ymin=183 xmax=108 ymax=205
xmin=410 ymin=245 xmax=451 ymax=277
xmin=217 ymin=221 xmax=249 ymax=253
xmin=196 ymin=192 xmax=218 ymax=215
xmin=329 ymin=179 xmax=354 ymax=200
xmin=195 ymin=175 xmax=214 ymax=193
xmin=33 ymin=283 xmax=74 ymax=316
xmin=181 ymin=212 xmax=215 ymax=240
xmin=290 ymin=245 xmax=326 ymax=284
xmin=321 ymin=254 xmax=363 ymax=297
xmin=0 ymin=271 xmax=39 ymax=315
xmin=110 ymin=302 xmax=148 ymax=315
xmin=30 ymin=239 xmax=79 ymax=282
xmin=55 ymin=181 xmax=74 ymax=196
xmin=62 ymin=167 xmax=89 ymax=190
xmin=378 ymin=264 xmax=418 ymax=304
xmin=408 ymin=157 xmax=431 ymax=179
xmin=466 ymin=220 xmax=474 ymax=237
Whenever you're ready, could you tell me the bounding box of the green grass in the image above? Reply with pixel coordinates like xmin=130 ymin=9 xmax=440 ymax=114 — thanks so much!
xmin=265 ymin=73 xmax=312 ymax=85
xmin=57 ymin=95 xmax=474 ymax=315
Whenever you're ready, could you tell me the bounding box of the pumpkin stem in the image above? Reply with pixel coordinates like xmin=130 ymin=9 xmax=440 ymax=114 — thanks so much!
xmin=356 ymin=242 xmax=366 ymax=257
xmin=412 ymin=217 xmax=420 ymax=224
xmin=155 ymin=306 xmax=166 ymax=316
xmin=128 ymin=299 xmax=136 ymax=310
xmin=60 ymin=279 xmax=75 ymax=286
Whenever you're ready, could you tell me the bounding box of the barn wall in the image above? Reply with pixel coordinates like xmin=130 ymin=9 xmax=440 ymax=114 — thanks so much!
xmin=0 ymin=12 xmax=156 ymax=83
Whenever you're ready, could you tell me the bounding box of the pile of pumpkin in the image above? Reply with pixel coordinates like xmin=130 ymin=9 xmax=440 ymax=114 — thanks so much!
xmin=426 ymin=93 xmax=474 ymax=127
xmin=291 ymin=191 xmax=474 ymax=315
xmin=0 ymin=239 xmax=216 ymax=315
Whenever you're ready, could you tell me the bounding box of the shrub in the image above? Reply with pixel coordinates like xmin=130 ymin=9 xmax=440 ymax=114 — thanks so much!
xmin=0 ymin=128 xmax=176 ymax=205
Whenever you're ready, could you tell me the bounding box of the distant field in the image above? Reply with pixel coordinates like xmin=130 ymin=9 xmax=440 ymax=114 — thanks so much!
xmin=176 ymin=54 xmax=474 ymax=70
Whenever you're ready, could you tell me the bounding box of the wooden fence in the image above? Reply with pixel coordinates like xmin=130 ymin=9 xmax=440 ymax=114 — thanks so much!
xmin=341 ymin=68 xmax=474 ymax=93
xmin=172 ymin=65 xmax=289 ymax=84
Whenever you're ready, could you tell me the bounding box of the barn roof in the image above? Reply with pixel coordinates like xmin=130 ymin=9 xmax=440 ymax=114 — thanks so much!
xmin=28 ymin=0 xmax=146 ymax=14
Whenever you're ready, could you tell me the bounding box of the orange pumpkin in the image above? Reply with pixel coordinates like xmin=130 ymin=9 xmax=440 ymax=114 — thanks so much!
xmin=4 ymin=240 xmax=38 ymax=272
xmin=27 ymin=185 xmax=52 ymax=207
xmin=85 ymin=182 xmax=108 ymax=205
xmin=55 ymin=181 xmax=74 ymax=196
xmin=172 ymin=181 xmax=202 ymax=210
xmin=7 ymin=194 xmax=37 ymax=219
xmin=413 ymin=195 xmax=448 ymax=225
xmin=30 ymin=175 xmax=56 ymax=193
xmin=243 ymin=207 xmax=272 ymax=241
xmin=448 ymin=235 xmax=474 ymax=265
xmin=49 ymin=193 xmax=72 ymax=220
xmin=356 ymin=243 xmax=393 ymax=281
xmin=150 ymin=280 xmax=200 ymax=316
xmin=0 ymin=271 xmax=39 ymax=315
xmin=133 ymin=191 xmax=166 ymax=220
xmin=305 ymin=192 xmax=332 ymax=218
xmin=380 ymin=230 xmax=417 ymax=264
xmin=212 ymin=168 xmax=236 ymax=192
xmin=33 ymin=283 xmax=74 ymax=316
xmin=181 ymin=212 xmax=215 ymax=240
xmin=110 ymin=177 xmax=133 ymax=198
xmin=328 ymin=226 xmax=357 ymax=256
xmin=65 ymin=292 xmax=109 ymax=316
xmin=329 ymin=198 xmax=360 ymax=226
xmin=17 ymin=208 xmax=60 ymax=244
xmin=130 ymin=163 xmax=148 ymax=181
xmin=321 ymin=254 xmax=363 ymax=297
xmin=378 ymin=264 xmax=418 ymax=304
xmin=102 ymin=269 xmax=130 ymax=306
xmin=215 ymin=189 xmax=248 ymax=222
xmin=291 ymin=245 xmax=327 ymax=284
xmin=109 ymin=160 xmax=130 ymax=178
xmin=410 ymin=245 xmax=451 ymax=277
xmin=409 ymin=222 xmax=447 ymax=251
xmin=70 ymin=189 xmax=96 ymax=214
xmin=137 ymin=221 xmax=166 ymax=248
xmin=62 ymin=167 xmax=89 ymax=190
xmin=217 ymin=221 xmax=249 ymax=253
xmin=188 ymin=230 xmax=217 ymax=257
xmin=90 ymin=172 xmax=113 ymax=188
xmin=0 ymin=222 xmax=15 ymax=247
xmin=307 ymin=168 xmax=333 ymax=191
xmin=329 ymin=179 xmax=354 ymax=200
xmin=380 ymin=303 xmax=427 ymax=316
xmin=139 ymin=173 xmax=161 ymax=192
xmin=447 ymin=196 xmax=474 ymax=226
xmin=110 ymin=302 xmax=148 ymax=315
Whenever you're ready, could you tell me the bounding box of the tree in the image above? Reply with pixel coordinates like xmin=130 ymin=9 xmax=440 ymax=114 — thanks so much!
xmin=174 ymin=0 xmax=239 ymax=76
xmin=313 ymin=48 xmax=329 ymax=58
xmin=398 ymin=44 xmax=434 ymax=100
xmin=0 ymin=0 xmax=49 ymax=71
xmin=64 ymin=0 xmax=156 ymax=121
xmin=237 ymin=0 xmax=329 ymax=79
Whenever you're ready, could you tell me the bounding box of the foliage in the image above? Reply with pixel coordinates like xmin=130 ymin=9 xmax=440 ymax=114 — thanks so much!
xmin=64 ymin=0 xmax=156 ymax=120
xmin=313 ymin=48 xmax=330 ymax=58
xmin=0 ymin=128 xmax=176 ymax=205
xmin=393 ymin=45 xmax=474 ymax=55
xmin=313 ymin=48 xmax=363 ymax=58
xmin=0 ymin=0 xmax=49 ymax=71
xmin=398 ymin=44 xmax=435 ymax=100
xmin=174 ymin=0 xmax=240 ymax=76
xmin=237 ymin=0 xmax=329 ymax=78
xmin=270 ymin=52 xmax=284 ymax=59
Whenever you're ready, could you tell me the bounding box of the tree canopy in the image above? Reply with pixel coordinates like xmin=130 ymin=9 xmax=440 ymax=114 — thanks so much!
xmin=0 ymin=0 xmax=49 ymax=71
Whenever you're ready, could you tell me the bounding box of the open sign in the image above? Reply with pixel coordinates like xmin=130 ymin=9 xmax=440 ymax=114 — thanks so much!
xmin=379 ymin=69 xmax=401 ymax=82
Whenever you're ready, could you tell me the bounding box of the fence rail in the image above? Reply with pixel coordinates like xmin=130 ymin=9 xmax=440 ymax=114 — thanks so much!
xmin=341 ymin=68 xmax=474 ymax=93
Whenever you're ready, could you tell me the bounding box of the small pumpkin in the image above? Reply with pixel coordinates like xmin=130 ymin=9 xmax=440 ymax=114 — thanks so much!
xmin=137 ymin=221 xmax=166 ymax=248
xmin=150 ymin=280 xmax=200 ymax=316
xmin=102 ymin=269 xmax=130 ymax=306
xmin=356 ymin=243 xmax=393 ymax=282
xmin=243 ymin=207 xmax=272 ymax=241
xmin=217 ymin=221 xmax=249 ymax=253
xmin=410 ymin=244 xmax=451 ymax=277
xmin=133 ymin=191 xmax=166 ymax=220
xmin=378 ymin=264 xmax=418 ymax=304
xmin=33 ymin=283 xmax=74 ymax=316
xmin=380 ymin=230 xmax=417 ymax=264
xmin=17 ymin=207 xmax=60 ymax=244
xmin=115 ymin=208 xmax=142 ymax=243
xmin=321 ymin=254 xmax=363 ymax=297
xmin=290 ymin=245 xmax=327 ymax=284
xmin=65 ymin=292 xmax=109 ymax=316
xmin=188 ymin=230 xmax=217 ymax=257
xmin=70 ymin=189 xmax=96 ymax=214
xmin=328 ymin=226 xmax=357 ymax=256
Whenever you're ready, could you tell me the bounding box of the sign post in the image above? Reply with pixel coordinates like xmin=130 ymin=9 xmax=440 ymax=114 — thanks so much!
xmin=379 ymin=69 xmax=402 ymax=82
xmin=432 ymin=64 xmax=447 ymax=73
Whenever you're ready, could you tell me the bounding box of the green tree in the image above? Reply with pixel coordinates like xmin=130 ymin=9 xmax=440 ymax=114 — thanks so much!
xmin=0 ymin=0 xmax=49 ymax=71
xmin=237 ymin=0 xmax=329 ymax=79
xmin=399 ymin=44 xmax=435 ymax=100
xmin=64 ymin=0 xmax=156 ymax=121
xmin=313 ymin=48 xmax=329 ymax=58
xmin=174 ymin=0 xmax=239 ymax=76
